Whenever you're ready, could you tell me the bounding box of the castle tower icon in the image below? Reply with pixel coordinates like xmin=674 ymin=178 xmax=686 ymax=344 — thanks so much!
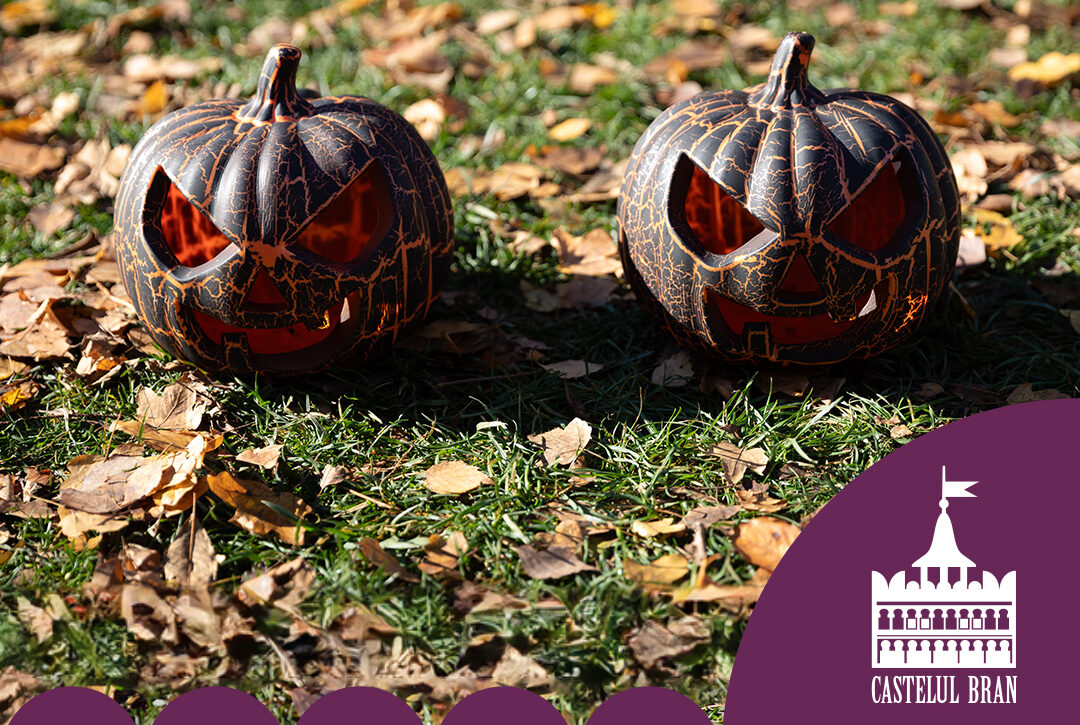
xmin=871 ymin=468 xmax=1016 ymax=668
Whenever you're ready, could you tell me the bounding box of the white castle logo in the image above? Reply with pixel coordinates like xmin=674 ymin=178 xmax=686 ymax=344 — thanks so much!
xmin=871 ymin=468 xmax=1015 ymax=669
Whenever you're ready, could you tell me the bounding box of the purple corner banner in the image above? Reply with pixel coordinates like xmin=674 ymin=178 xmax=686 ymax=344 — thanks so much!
xmin=725 ymin=399 xmax=1080 ymax=722
xmin=12 ymin=686 xmax=711 ymax=724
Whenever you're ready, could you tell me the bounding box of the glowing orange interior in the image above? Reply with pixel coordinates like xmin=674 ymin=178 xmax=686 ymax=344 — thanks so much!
xmin=191 ymin=296 xmax=352 ymax=356
xmin=296 ymin=164 xmax=391 ymax=264
xmin=161 ymin=183 xmax=233 ymax=267
xmin=684 ymin=164 xmax=766 ymax=255
xmin=708 ymin=286 xmax=874 ymax=345
xmin=827 ymin=161 xmax=905 ymax=251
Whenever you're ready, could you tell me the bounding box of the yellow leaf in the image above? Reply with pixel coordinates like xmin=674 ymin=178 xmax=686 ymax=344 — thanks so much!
xmin=969 ymin=208 xmax=1024 ymax=254
xmin=1008 ymin=52 xmax=1080 ymax=86
xmin=548 ymin=118 xmax=592 ymax=142
xmin=630 ymin=518 xmax=687 ymax=538
xmin=136 ymin=80 xmax=169 ymax=116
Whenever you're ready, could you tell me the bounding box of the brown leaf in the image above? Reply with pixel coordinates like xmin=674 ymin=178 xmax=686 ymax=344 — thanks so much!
xmin=540 ymin=359 xmax=605 ymax=379
xmin=27 ymin=203 xmax=75 ymax=238
xmin=1005 ymin=382 xmax=1069 ymax=404
xmin=238 ymin=557 xmax=315 ymax=615
xmin=164 ymin=518 xmax=217 ymax=592
xmin=237 ymin=443 xmax=283 ymax=470
xmin=491 ymin=646 xmax=551 ymax=688
xmin=475 ymin=8 xmax=520 ymax=35
xmin=402 ymin=98 xmax=445 ymax=141
xmin=205 ymin=471 xmax=311 ymax=545
xmin=121 ymin=583 xmax=177 ymax=643
xmin=733 ymin=517 xmax=800 ymax=571
xmin=553 ymin=227 xmax=621 ymax=276
xmin=418 ymin=531 xmax=469 ymax=580
xmin=318 ymin=464 xmax=348 ymax=490
xmin=628 ymin=616 xmax=709 ymax=671
xmin=114 ymin=420 xmax=221 ymax=454
xmin=682 ymin=505 xmax=740 ymax=530
xmin=650 ymin=349 xmax=694 ymax=387
xmin=357 ymin=537 xmax=418 ymax=582
xmin=58 ymin=451 xmax=147 ymax=514
xmin=548 ymin=118 xmax=592 ymax=142
xmin=0 ymin=137 xmax=65 ymax=178
xmin=16 ymin=597 xmax=52 ymax=643
xmin=56 ymin=506 xmax=128 ymax=548
xmin=423 ymin=460 xmax=491 ymax=494
xmin=630 ymin=518 xmax=687 ymax=538
xmin=708 ymin=441 xmax=768 ymax=485
xmin=516 ymin=544 xmax=595 ymax=579
xmin=528 ymin=417 xmax=592 ymax=466
xmin=735 ymin=481 xmax=787 ymax=513
xmin=568 ymin=63 xmax=618 ymax=94
xmin=624 ymin=553 xmax=690 ymax=589
xmin=123 ymin=54 xmax=222 ymax=82
xmin=453 ymin=581 xmax=530 ymax=615
xmin=135 ymin=381 xmax=210 ymax=430
xmin=533 ymin=146 xmax=605 ymax=176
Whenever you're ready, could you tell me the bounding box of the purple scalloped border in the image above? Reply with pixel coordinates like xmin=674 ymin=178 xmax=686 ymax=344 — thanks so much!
xmin=10 ymin=685 xmax=713 ymax=725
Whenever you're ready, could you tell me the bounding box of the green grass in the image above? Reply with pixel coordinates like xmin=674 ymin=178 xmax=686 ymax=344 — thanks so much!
xmin=1 ymin=1 xmax=1079 ymax=723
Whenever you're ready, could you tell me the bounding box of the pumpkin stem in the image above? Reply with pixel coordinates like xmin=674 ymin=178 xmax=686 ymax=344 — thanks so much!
xmin=748 ymin=32 xmax=826 ymax=110
xmin=236 ymin=44 xmax=315 ymax=123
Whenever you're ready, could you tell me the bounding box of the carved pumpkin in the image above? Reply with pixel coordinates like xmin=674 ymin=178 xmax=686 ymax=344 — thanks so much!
xmin=115 ymin=44 xmax=453 ymax=374
xmin=618 ymin=32 xmax=960 ymax=367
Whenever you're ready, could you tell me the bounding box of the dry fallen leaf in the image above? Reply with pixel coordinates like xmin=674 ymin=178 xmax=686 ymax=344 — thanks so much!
xmin=970 ymin=208 xmax=1024 ymax=255
xmin=164 ymin=518 xmax=217 ymax=592
xmin=0 ymin=137 xmax=65 ymax=178
xmin=735 ymin=481 xmax=787 ymax=513
xmin=650 ymin=349 xmax=694 ymax=387
xmin=628 ymin=616 xmax=709 ymax=672
xmin=624 ymin=553 xmax=691 ymax=589
xmin=733 ymin=516 xmax=800 ymax=571
xmin=236 ymin=443 xmax=283 ymax=470
xmin=630 ymin=517 xmax=687 ymax=538
xmin=548 ymin=118 xmax=592 ymax=142
xmin=238 ymin=557 xmax=315 ymax=615
xmin=16 ymin=597 xmax=52 ymax=643
xmin=205 ymin=471 xmax=312 ymax=545
xmin=423 ymin=460 xmax=491 ymax=494
xmin=516 ymin=544 xmax=596 ymax=579
xmin=708 ymin=442 xmax=768 ymax=485
xmin=402 ymin=98 xmax=445 ymax=141
xmin=528 ymin=417 xmax=593 ymax=466
xmin=1005 ymin=382 xmax=1069 ymax=404
xmin=1008 ymin=51 xmax=1080 ymax=87
xmin=357 ymin=537 xmax=418 ymax=581
xmin=135 ymin=381 xmax=210 ymax=430
xmin=418 ymin=531 xmax=469 ymax=580
xmin=541 ymin=359 xmax=605 ymax=379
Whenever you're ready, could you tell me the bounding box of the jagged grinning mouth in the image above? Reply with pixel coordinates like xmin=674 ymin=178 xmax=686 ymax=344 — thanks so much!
xmin=189 ymin=292 xmax=359 ymax=357
xmin=706 ymin=282 xmax=885 ymax=346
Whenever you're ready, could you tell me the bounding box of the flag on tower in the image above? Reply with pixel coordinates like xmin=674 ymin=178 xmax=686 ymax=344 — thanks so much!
xmin=941 ymin=466 xmax=977 ymax=500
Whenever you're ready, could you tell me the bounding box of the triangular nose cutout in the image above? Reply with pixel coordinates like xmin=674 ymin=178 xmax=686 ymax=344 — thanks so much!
xmin=245 ymin=267 xmax=288 ymax=310
xmin=777 ymin=253 xmax=823 ymax=297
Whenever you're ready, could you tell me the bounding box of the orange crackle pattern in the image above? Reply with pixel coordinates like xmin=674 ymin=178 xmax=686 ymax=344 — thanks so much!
xmin=113 ymin=44 xmax=453 ymax=374
xmin=617 ymin=31 xmax=960 ymax=367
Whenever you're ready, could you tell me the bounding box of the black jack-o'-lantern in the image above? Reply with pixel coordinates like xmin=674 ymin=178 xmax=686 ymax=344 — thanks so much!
xmin=618 ymin=32 xmax=960 ymax=367
xmin=115 ymin=44 xmax=453 ymax=374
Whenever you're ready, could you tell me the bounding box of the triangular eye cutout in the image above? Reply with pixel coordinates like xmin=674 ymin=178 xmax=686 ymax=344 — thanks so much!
xmin=682 ymin=160 xmax=766 ymax=255
xmin=826 ymin=153 xmax=908 ymax=252
xmin=294 ymin=162 xmax=394 ymax=265
xmin=158 ymin=175 xmax=234 ymax=268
